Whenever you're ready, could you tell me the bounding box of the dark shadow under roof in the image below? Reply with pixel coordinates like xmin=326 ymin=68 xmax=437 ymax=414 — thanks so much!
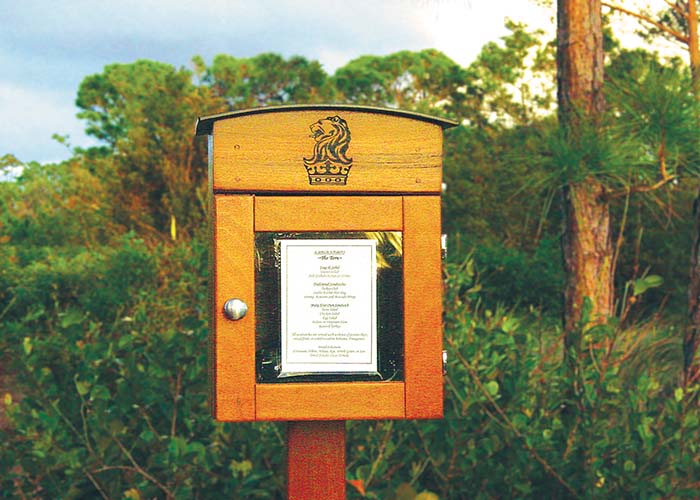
xmin=195 ymin=104 xmax=459 ymax=136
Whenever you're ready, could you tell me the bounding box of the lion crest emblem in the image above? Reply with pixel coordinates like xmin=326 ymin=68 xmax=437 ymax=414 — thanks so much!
xmin=303 ymin=115 xmax=353 ymax=185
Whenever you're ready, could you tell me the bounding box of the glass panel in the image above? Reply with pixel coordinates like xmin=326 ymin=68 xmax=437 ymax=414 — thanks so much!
xmin=255 ymin=231 xmax=403 ymax=383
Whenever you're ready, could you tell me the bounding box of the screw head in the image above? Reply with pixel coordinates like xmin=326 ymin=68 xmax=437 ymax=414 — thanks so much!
xmin=223 ymin=298 xmax=248 ymax=321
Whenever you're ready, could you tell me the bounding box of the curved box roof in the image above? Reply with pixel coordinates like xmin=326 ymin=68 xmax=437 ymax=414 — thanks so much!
xmin=195 ymin=104 xmax=458 ymax=136
xmin=198 ymin=104 xmax=458 ymax=193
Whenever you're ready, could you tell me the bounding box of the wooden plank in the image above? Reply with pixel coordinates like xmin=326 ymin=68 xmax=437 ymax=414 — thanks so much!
xmin=255 ymin=196 xmax=403 ymax=231
xmin=212 ymin=195 xmax=256 ymax=421
xmin=288 ymin=421 xmax=346 ymax=500
xmin=256 ymin=382 xmax=405 ymax=420
xmin=403 ymin=196 xmax=444 ymax=419
xmin=212 ymin=110 xmax=443 ymax=193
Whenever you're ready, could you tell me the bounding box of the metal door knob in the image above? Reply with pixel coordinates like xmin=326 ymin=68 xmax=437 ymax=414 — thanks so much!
xmin=223 ymin=298 xmax=248 ymax=320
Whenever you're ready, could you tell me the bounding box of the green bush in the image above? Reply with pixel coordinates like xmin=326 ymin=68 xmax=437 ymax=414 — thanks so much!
xmin=345 ymin=257 xmax=700 ymax=499
xmin=1 ymin=239 xmax=286 ymax=498
xmin=449 ymin=235 xmax=564 ymax=315
xmin=4 ymin=247 xmax=700 ymax=498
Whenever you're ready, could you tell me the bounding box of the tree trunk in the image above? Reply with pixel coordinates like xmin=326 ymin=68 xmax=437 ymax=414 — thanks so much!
xmin=562 ymin=181 xmax=614 ymax=334
xmin=685 ymin=0 xmax=700 ymax=384
xmin=557 ymin=4 xmax=610 ymax=493
xmin=557 ymin=0 xmax=612 ymax=334
xmin=687 ymin=196 xmax=700 ymax=384
xmin=689 ymin=0 xmax=700 ymax=93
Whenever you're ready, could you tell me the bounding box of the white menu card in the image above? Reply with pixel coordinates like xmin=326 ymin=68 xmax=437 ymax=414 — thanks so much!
xmin=280 ymin=239 xmax=378 ymax=375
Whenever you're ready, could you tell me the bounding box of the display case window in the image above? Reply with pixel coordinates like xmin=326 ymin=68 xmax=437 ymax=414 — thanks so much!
xmin=255 ymin=231 xmax=403 ymax=383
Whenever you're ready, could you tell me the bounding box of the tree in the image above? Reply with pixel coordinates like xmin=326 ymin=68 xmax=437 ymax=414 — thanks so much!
xmin=603 ymin=0 xmax=699 ymax=90
xmin=76 ymin=60 xmax=222 ymax=240
xmin=603 ymin=0 xmax=700 ymax=383
xmin=198 ymin=53 xmax=333 ymax=109
xmin=557 ymin=0 xmax=612 ymax=336
xmin=461 ymin=21 xmax=556 ymax=128
xmin=333 ymin=49 xmax=467 ymax=117
xmin=441 ymin=22 xmax=565 ymax=314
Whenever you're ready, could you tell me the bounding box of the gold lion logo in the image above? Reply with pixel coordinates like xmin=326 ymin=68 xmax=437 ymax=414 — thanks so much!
xmin=303 ymin=115 xmax=353 ymax=185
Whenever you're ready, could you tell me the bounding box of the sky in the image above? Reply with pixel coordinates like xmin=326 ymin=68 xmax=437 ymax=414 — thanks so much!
xmin=0 ymin=0 xmax=673 ymax=165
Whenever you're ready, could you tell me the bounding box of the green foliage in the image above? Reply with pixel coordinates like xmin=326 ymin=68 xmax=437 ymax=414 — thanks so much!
xmin=633 ymin=274 xmax=664 ymax=296
xmin=607 ymin=50 xmax=700 ymax=180
xmin=461 ymin=20 xmax=555 ymax=127
xmin=0 ymin=158 xmax=287 ymax=496
xmin=1 ymin=238 xmax=286 ymax=498
xmin=2 ymin=234 xmax=155 ymax=326
xmin=4 ymin=24 xmax=700 ymax=499
xmin=466 ymin=236 xmax=564 ymax=314
xmin=612 ymin=186 xmax=697 ymax=317
xmin=344 ymin=258 xmax=700 ymax=499
xmin=202 ymin=53 xmax=333 ymax=109
xmin=534 ymin=49 xmax=698 ymax=196
xmin=443 ymin=119 xmax=561 ymax=239
xmin=545 ymin=114 xmax=634 ymax=186
xmin=0 ymin=158 xmax=117 ymax=248
xmin=76 ymin=60 xmax=221 ymax=238
xmin=331 ymin=22 xmax=555 ymax=124
xmin=4 ymin=245 xmax=700 ymax=498
xmin=333 ymin=49 xmax=467 ymax=117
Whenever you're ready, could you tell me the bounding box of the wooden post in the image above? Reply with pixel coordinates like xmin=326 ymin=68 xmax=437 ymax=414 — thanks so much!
xmin=287 ymin=421 xmax=346 ymax=500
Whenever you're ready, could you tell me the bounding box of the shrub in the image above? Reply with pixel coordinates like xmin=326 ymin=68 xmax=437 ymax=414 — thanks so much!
xmin=345 ymin=257 xmax=700 ymax=499
xmin=3 ymin=244 xmax=700 ymax=499
xmin=1 ymin=239 xmax=286 ymax=498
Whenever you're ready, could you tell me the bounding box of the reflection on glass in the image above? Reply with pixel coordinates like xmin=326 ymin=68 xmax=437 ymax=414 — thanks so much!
xmin=255 ymin=231 xmax=403 ymax=383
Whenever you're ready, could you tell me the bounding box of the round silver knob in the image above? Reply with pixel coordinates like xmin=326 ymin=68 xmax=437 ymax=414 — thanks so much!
xmin=223 ymin=298 xmax=248 ymax=320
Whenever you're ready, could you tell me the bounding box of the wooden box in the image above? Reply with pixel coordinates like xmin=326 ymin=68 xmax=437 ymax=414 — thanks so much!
xmin=196 ymin=105 xmax=456 ymax=421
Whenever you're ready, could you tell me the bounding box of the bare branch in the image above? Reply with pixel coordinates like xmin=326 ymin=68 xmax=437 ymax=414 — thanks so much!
xmin=112 ymin=437 xmax=175 ymax=499
xmin=84 ymin=469 xmax=112 ymax=500
xmin=664 ymin=0 xmax=688 ymax=18
xmin=665 ymin=0 xmax=689 ymax=18
xmin=602 ymin=1 xmax=689 ymax=44
xmin=413 ymin=424 xmax=450 ymax=484
xmin=81 ymin=402 xmax=95 ymax=457
xmin=611 ymin=182 xmax=632 ymax=290
xmin=137 ymin=406 xmax=160 ymax=438
xmin=365 ymin=422 xmax=396 ymax=488
xmin=607 ymin=175 xmax=677 ymax=200
xmin=95 ymin=465 xmax=132 ymax=473
xmin=170 ymin=368 xmax=182 ymax=438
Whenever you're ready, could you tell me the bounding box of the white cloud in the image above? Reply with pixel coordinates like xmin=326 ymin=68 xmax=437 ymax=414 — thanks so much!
xmin=0 ymin=82 xmax=96 ymax=163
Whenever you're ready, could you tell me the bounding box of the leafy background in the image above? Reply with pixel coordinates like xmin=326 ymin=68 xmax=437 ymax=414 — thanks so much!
xmin=2 ymin=20 xmax=700 ymax=499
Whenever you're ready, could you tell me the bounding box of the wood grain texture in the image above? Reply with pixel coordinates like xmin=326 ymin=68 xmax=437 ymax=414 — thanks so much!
xmin=255 ymin=196 xmax=403 ymax=231
xmin=211 ymin=193 xmax=445 ymax=421
xmin=256 ymin=382 xmax=405 ymax=420
xmin=212 ymin=195 xmax=256 ymax=421
xmin=288 ymin=421 xmax=346 ymax=500
xmin=212 ymin=110 xmax=443 ymax=193
xmin=403 ymin=196 xmax=444 ymax=419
